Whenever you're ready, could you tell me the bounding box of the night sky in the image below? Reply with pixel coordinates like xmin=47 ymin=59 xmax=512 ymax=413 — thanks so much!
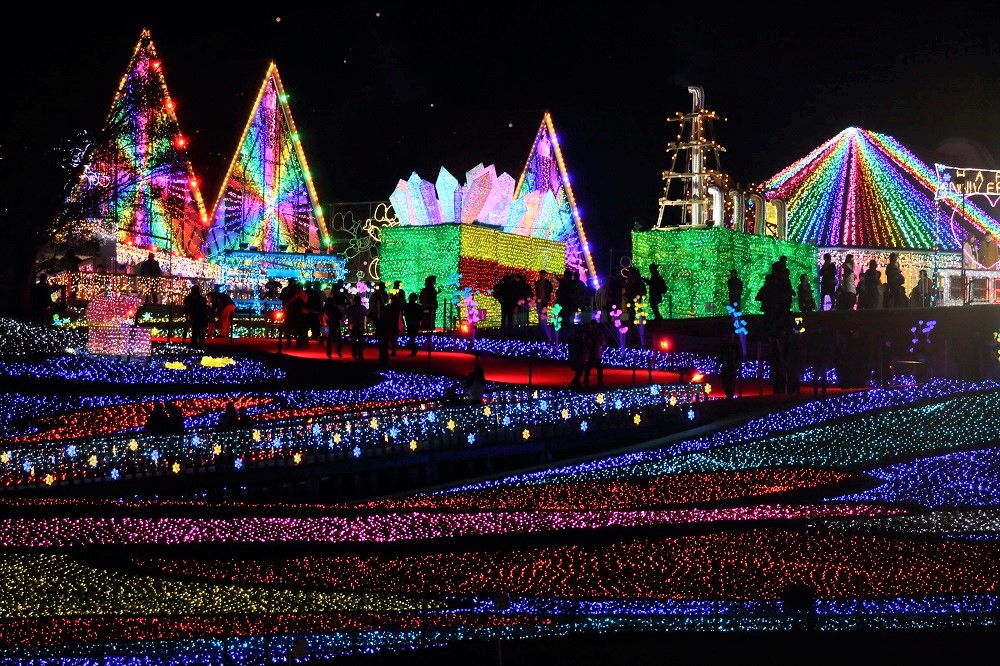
xmin=6 ymin=5 xmax=1000 ymax=274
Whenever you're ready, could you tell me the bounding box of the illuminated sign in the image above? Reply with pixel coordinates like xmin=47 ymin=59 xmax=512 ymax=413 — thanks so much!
xmin=935 ymin=164 xmax=1000 ymax=205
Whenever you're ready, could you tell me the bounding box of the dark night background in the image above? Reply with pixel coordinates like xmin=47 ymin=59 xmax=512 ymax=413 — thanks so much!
xmin=4 ymin=4 xmax=1000 ymax=280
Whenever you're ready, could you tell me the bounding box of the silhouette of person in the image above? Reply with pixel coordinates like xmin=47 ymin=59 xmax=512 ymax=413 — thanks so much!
xmin=419 ymin=275 xmax=439 ymax=331
xmin=139 ymin=252 xmax=163 ymax=304
xmin=403 ymin=292 xmax=424 ymax=357
xmin=818 ymin=253 xmax=837 ymax=311
xmin=797 ymin=274 xmax=816 ymax=312
xmin=583 ymin=320 xmax=608 ymax=387
xmin=184 ymin=284 xmax=209 ymax=346
xmin=727 ymin=268 xmax=743 ymax=310
xmin=344 ymin=293 xmax=368 ymax=360
xmin=533 ymin=269 xmax=553 ymax=324
xmin=643 ymin=263 xmax=667 ymax=321
xmin=719 ymin=331 xmax=743 ymax=399
xmin=322 ymin=292 xmax=344 ymax=358
xmin=838 ymin=254 xmax=857 ymax=310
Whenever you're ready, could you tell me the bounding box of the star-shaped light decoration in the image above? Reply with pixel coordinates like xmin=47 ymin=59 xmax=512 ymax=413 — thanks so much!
xmin=213 ymin=444 xmax=222 ymax=456
xmin=0 ymin=452 xmax=8 ymax=464
xmin=521 ymin=428 xmax=531 ymax=440
xmin=369 ymin=417 xmax=379 ymax=429
xmin=447 ymin=419 xmax=457 ymax=431
xmin=669 ymin=395 xmax=677 ymax=407
xmin=704 ymin=383 xmax=712 ymax=395
xmin=128 ymin=439 xmax=139 ymax=452
xmin=633 ymin=413 xmax=642 ymax=425
xmin=293 ymin=452 xmax=302 ymax=464
xmin=561 ymin=408 xmax=569 ymax=420
xmin=333 ymin=433 xmax=342 ymax=444
xmin=483 ymin=405 xmax=492 ymax=417
xmin=44 ymin=474 xmax=55 ymax=486
xmin=88 ymin=455 xmax=97 ymax=467
xmin=252 ymin=430 xmax=262 ymax=442
xmin=596 ymin=393 xmax=604 ymax=405
xmin=409 ymin=440 xmax=418 ymax=451
xmin=171 ymin=462 xmax=181 ymax=474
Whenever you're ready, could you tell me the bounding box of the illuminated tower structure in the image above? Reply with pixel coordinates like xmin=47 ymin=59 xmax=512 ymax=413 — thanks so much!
xmin=70 ymin=29 xmax=209 ymax=262
xmin=513 ymin=112 xmax=598 ymax=287
xmin=205 ymin=62 xmax=329 ymax=256
xmin=655 ymin=86 xmax=729 ymax=229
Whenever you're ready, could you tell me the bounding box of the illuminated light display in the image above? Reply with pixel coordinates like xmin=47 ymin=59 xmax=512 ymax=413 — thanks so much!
xmin=387 ymin=113 xmax=596 ymax=288
xmin=631 ymin=226 xmax=817 ymax=316
xmin=379 ymin=225 xmax=565 ymax=328
xmin=514 ymin=113 xmax=599 ymax=286
xmin=204 ymin=62 xmax=328 ymax=255
xmin=67 ymin=29 xmax=209 ymax=259
xmin=85 ymin=293 xmax=150 ymax=356
xmin=766 ymin=128 xmax=1000 ymax=251
xmin=213 ymin=250 xmax=347 ymax=314
xmin=5 ymin=314 xmax=1000 ymax=660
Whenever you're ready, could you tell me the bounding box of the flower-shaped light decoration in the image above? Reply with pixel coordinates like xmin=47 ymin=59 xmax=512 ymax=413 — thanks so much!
xmin=910 ymin=319 xmax=937 ymax=355
xmin=580 ymin=421 xmax=588 ymax=432
xmin=610 ymin=304 xmax=628 ymax=348
xmin=633 ymin=413 xmax=642 ymax=425
xmin=551 ymin=303 xmax=563 ymax=332
xmin=409 ymin=440 xmax=418 ymax=451
xmin=521 ymin=428 xmax=531 ymax=440
xmin=726 ymin=303 xmax=748 ymax=336
xmin=633 ymin=297 xmax=648 ymax=326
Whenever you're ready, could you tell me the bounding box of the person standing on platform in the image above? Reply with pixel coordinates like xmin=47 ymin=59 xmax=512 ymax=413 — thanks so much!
xmin=419 ymin=275 xmax=440 ymax=332
xmin=583 ymin=319 xmax=608 ymax=387
xmin=981 ymin=232 xmax=999 ymax=269
xmin=403 ymin=292 xmax=424 ymax=357
xmin=533 ymin=269 xmax=554 ymax=334
xmin=184 ymin=284 xmax=209 ymax=347
xmin=719 ymin=331 xmax=743 ymax=400
xmin=322 ymin=292 xmax=344 ymax=359
xmin=210 ymin=288 xmax=236 ymax=338
xmin=910 ymin=269 xmax=933 ymax=307
xmin=818 ymin=253 xmax=838 ymax=311
xmin=859 ymin=259 xmax=882 ymax=310
xmin=727 ymin=268 xmax=743 ymax=311
xmin=797 ymin=274 xmax=816 ymax=312
xmin=838 ymin=254 xmax=857 ymax=310
xmin=138 ymin=252 xmax=163 ymax=304
xmin=884 ymin=252 xmax=906 ymax=308
xmin=344 ymin=293 xmax=368 ymax=360
xmin=643 ymin=263 xmax=667 ymax=321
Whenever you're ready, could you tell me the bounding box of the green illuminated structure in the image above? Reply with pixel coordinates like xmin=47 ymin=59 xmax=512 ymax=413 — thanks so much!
xmin=380 ymin=224 xmax=565 ymax=329
xmin=632 ymin=227 xmax=817 ymax=317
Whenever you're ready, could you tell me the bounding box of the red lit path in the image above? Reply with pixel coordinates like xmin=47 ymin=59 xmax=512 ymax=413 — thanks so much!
xmin=191 ymin=334 xmax=850 ymax=403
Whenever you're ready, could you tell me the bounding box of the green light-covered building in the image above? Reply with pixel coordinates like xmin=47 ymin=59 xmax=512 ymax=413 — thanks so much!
xmin=632 ymin=227 xmax=818 ymax=317
xmin=380 ymin=224 xmax=565 ymax=329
